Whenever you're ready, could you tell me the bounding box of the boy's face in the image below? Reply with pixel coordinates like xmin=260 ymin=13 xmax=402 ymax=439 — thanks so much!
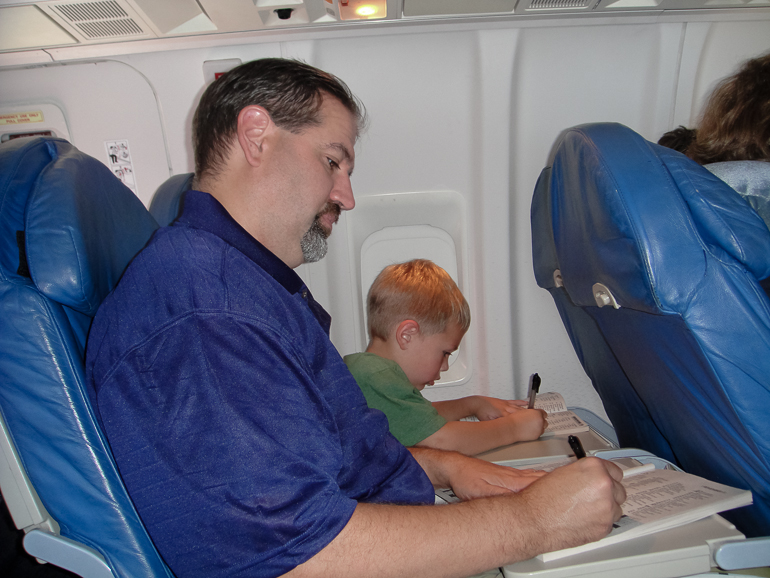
xmin=401 ymin=323 xmax=465 ymax=390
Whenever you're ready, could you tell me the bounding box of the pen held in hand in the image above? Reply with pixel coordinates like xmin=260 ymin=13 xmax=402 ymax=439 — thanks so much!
xmin=621 ymin=462 xmax=656 ymax=478
xmin=527 ymin=373 xmax=541 ymax=409
xmin=568 ymin=435 xmax=586 ymax=459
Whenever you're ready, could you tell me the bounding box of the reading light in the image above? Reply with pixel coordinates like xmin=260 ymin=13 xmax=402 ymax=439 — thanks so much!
xmin=356 ymin=5 xmax=377 ymax=16
xmin=339 ymin=0 xmax=386 ymax=20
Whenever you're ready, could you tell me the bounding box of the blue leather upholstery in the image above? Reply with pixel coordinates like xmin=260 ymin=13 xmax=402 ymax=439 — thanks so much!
xmin=532 ymin=123 xmax=770 ymax=537
xmin=149 ymin=172 xmax=193 ymax=226
xmin=0 ymin=136 xmax=173 ymax=576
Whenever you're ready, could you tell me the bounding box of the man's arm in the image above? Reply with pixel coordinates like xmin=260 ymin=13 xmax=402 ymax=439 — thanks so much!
xmin=408 ymin=446 xmax=546 ymax=497
xmin=287 ymin=458 xmax=625 ymax=578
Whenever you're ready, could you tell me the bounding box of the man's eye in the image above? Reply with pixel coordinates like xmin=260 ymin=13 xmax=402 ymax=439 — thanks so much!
xmin=327 ymin=158 xmax=339 ymax=169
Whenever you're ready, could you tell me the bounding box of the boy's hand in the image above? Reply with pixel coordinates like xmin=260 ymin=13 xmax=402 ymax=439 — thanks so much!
xmin=473 ymin=396 xmax=527 ymax=420
xmin=503 ymin=408 xmax=548 ymax=442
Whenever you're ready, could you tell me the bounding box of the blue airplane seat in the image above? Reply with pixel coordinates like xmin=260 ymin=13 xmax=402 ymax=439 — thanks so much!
xmin=531 ymin=122 xmax=770 ymax=538
xmin=532 ymin=168 xmax=680 ymax=465
xmin=0 ymin=136 xmax=174 ymax=576
xmin=149 ymin=172 xmax=193 ymax=226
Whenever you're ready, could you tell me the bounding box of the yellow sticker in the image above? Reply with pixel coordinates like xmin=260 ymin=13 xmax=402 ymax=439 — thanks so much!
xmin=0 ymin=111 xmax=44 ymax=126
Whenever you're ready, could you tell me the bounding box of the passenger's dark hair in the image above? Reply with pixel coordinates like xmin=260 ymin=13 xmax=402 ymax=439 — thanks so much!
xmin=686 ymin=52 xmax=770 ymax=165
xmin=657 ymin=126 xmax=697 ymax=154
xmin=192 ymin=58 xmax=366 ymax=183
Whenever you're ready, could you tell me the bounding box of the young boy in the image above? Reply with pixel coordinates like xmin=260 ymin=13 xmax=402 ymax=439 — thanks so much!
xmin=344 ymin=259 xmax=547 ymax=455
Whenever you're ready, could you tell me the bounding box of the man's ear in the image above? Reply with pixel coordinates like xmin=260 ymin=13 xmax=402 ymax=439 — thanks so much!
xmin=236 ymin=105 xmax=272 ymax=167
xmin=395 ymin=320 xmax=420 ymax=350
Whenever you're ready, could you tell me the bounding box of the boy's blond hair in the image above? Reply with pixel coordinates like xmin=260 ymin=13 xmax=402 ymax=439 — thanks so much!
xmin=367 ymin=259 xmax=471 ymax=341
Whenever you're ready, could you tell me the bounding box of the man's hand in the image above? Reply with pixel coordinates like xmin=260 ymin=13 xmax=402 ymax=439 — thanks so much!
xmin=408 ymin=447 xmax=546 ymax=499
xmin=450 ymin=460 xmax=546 ymax=500
xmin=514 ymin=457 xmax=626 ymax=553
xmin=288 ymin=454 xmax=626 ymax=578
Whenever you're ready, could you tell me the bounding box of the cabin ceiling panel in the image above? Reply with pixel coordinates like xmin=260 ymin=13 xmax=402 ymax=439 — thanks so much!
xmin=38 ymin=0 xmax=157 ymax=43
xmin=0 ymin=0 xmax=769 ymax=56
xmin=0 ymin=6 xmax=77 ymax=52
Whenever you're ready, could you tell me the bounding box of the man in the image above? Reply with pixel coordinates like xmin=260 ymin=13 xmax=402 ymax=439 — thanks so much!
xmin=86 ymin=58 xmax=625 ymax=578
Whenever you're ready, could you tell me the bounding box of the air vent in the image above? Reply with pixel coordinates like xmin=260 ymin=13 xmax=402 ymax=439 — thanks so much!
xmin=528 ymin=0 xmax=591 ymax=8
xmin=39 ymin=0 xmax=154 ymax=42
xmin=52 ymin=1 xmax=142 ymax=38
xmin=54 ymin=1 xmax=128 ymax=21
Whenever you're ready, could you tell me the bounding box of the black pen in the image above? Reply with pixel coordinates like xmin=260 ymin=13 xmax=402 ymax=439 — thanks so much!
xmin=527 ymin=373 xmax=541 ymax=409
xmin=568 ymin=435 xmax=586 ymax=459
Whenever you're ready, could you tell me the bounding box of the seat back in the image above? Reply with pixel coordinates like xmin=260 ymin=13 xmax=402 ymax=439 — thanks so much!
xmin=532 ymin=167 xmax=679 ymax=464
xmin=149 ymin=172 xmax=193 ymax=226
xmin=532 ymin=123 xmax=770 ymax=537
xmin=0 ymin=136 xmax=173 ymax=576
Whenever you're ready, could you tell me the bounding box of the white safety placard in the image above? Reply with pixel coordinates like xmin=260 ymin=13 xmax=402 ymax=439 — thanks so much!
xmin=105 ymin=140 xmax=137 ymax=194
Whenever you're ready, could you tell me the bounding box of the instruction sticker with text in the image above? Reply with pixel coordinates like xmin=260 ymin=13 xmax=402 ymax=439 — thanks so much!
xmin=105 ymin=140 xmax=137 ymax=194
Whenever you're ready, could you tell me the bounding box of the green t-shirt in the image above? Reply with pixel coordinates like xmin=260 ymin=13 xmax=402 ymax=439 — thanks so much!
xmin=344 ymin=352 xmax=447 ymax=446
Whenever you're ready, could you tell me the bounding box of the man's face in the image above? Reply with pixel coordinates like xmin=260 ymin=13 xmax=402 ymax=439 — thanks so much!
xmin=268 ymin=95 xmax=357 ymax=268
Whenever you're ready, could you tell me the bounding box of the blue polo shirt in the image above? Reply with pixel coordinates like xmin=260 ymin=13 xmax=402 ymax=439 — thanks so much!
xmin=85 ymin=190 xmax=434 ymax=578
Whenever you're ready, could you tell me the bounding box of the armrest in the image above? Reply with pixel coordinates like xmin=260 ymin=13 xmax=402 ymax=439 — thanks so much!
xmin=0 ymin=410 xmax=57 ymax=533
xmin=570 ymin=406 xmax=620 ymax=446
xmin=24 ymin=529 xmax=115 ymax=578
xmin=1 ymin=410 xmax=116 ymax=577
xmin=714 ymin=537 xmax=770 ymax=570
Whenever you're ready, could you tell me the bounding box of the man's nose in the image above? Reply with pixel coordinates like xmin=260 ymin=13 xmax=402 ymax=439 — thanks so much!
xmin=330 ymin=173 xmax=355 ymax=211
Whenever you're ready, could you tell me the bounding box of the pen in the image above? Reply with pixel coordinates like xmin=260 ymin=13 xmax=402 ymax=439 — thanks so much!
xmin=527 ymin=373 xmax=541 ymax=409
xmin=621 ymin=462 xmax=655 ymax=478
xmin=568 ymin=435 xmax=586 ymax=459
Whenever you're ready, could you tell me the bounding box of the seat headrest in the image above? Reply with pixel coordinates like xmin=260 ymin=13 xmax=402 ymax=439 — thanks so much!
xmin=0 ymin=137 xmax=159 ymax=317
xmin=666 ymin=153 xmax=770 ymax=280
xmin=548 ymin=123 xmax=770 ymax=312
xmin=705 ymin=160 xmax=770 ymax=234
xmin=149 ymin=172 xmax=194 ymax=226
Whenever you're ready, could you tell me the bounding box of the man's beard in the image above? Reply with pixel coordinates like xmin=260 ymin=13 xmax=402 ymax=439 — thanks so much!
xmin=301 ymin=203 xmax=340 ymax=263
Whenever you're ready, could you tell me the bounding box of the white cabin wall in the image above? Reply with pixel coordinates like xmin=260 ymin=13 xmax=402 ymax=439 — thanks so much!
xmin=2 ymin=13 xmax=769 ymax=419
xmin=303 ymin=30 xmax=489 ymax=395
xmin=114 ymin=44 xmax=284 ymax=184
xmin=509 ymin=22 xmax=686 ymax=414
xmin=0 ymin=60 xmax=171 ymax=205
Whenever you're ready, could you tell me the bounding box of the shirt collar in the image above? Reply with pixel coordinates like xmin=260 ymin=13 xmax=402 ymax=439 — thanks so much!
xmin=176 ymin=190 xmax=332 ymax=333
xmin=178 ymin=190 xmax=304 ymax=293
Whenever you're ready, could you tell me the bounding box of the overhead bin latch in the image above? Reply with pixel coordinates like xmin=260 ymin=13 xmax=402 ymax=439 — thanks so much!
xmin=592 ymin=283 xmax=620 ymax=309
xmin=553 ymin=269 xmax=563 ymax=288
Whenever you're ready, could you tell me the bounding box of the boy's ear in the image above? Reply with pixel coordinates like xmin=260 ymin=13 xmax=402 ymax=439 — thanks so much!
xmin=236 ymin=105 xmax=272 ymax=167
xmin=395 ymin=320 xmax=420 ymax=350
